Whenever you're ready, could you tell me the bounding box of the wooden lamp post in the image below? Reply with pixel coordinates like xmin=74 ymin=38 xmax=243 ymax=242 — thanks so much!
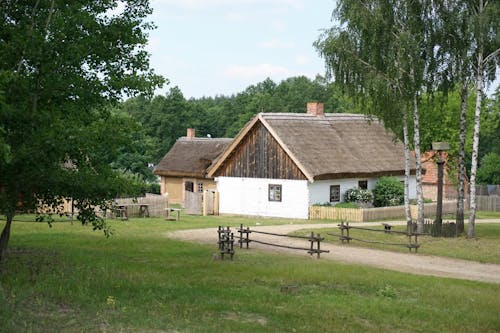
xmin=432 ymin=142 xmax=450 ymax=235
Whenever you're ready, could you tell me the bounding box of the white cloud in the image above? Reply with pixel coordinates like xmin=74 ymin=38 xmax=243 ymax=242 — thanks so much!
xmin=224 ymin=63 xmax=291 ymax=79
xmin=295 ymin=55 xmax=310 ymax=65
xmin=258 ymin=39 xmax=295 ymax=49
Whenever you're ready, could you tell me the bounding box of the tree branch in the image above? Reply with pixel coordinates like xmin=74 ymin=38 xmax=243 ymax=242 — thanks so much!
xmin=483 ymin=47 xmax=500 ymax=65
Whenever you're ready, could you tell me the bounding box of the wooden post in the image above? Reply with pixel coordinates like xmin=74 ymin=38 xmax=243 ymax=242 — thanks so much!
xmin=316 ymin=233 xmax=321 ymax=259
xmin=239 ymin=224 xmax=243 ymax=248
xmin=340 ymin=221 xmax=345 ymax=243
xmin=346 ymin=222 xmax=350 ymax=244
xmin=229 ymin=232 xmax=234 ymax=260
xmin=309 ymin=232 xmax=314 ymax=256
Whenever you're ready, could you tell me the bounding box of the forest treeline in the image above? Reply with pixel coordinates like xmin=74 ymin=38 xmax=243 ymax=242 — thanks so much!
xmin=113 ymin=75 xmax=500 ymax=186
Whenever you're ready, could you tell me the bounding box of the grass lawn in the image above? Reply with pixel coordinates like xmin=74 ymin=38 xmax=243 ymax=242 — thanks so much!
xmin=0 ymin=214 xmax=499 ymax=332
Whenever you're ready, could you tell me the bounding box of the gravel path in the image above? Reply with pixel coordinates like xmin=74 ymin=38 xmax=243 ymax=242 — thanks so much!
xmin=168 ymin=221 xmax=500 ymax=284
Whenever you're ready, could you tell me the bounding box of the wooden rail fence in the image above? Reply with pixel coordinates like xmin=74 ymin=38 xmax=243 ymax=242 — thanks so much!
xmin=327 ymin=221 xmax=425 ymax=252
xmin=217 ymin=226 xmax=235 ymax=260
xmin=216 ymin=225 xmax=329 ymax=258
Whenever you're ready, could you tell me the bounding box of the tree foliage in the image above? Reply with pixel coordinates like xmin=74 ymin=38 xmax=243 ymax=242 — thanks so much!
xmin=373 ymin=177 xmax=404 ymax=207
xmin=118 ymin=76 xmax=352 ymax=168
xmin=0 ymin=0 xmax=163 ymax=262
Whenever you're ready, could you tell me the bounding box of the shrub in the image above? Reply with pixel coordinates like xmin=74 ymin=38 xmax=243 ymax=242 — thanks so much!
xmin=373 ymin=176 xmax=404 ymax=207
xmin=334 ymin=202 xmax=359 ymax=209
xmin=409 ymin=197 xmax=433 ymax=205
xmin=344 ymin=187 xmax=374 ymax=206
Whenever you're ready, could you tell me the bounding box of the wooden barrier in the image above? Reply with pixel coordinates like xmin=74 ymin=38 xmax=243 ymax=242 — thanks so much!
xmin=309 ymin=200 xmax=459 ymax=222
xmin=216 ymin=225 xmax=329 ymax=258
xmin=476 ymin=195 xmax=500 ymax=212
xmin=329 ymin=221 xmax=422 ymax=252
xmin=115 ymin=194 xmax=168 ymax=218
xmin=237 ymin=224 xmax=329 ymax=258
xmin=217 ymin=226 xmax=234 ymax=260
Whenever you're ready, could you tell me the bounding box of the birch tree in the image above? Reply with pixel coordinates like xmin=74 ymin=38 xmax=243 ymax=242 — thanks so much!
xmin=466 ymin=0 xmax=500 ymax=238
xmin=315 ymin=0 xmax=435 ymax=231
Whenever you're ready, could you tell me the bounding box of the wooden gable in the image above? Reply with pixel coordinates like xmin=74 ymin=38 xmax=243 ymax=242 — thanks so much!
xmin=213 ymin=121 xmax=307 ymax=180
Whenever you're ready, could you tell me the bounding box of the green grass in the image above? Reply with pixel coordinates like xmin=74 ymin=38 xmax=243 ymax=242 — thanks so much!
xmin=0 ymin=215 xmax=499 ymax=332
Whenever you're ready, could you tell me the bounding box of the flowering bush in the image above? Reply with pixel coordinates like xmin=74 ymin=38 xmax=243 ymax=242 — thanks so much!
xmin=344 ymin=187 xmax=374 ymax=206
xmin=373 ymin=176 xmax=404 ymax=207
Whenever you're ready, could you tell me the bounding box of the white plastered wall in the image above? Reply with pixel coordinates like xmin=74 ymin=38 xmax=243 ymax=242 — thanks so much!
xmin=308 ymin=176 xmax=417 ymax=205
xmin=215 ymin=177 xmax=309 ymax=219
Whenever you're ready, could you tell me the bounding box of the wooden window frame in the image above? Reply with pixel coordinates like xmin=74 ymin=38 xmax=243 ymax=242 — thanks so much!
xmin=268 ymin=184 xmax=282 ymax=202
xmin=358 ymin=180 xmax=368 ymax=190
xmin=185 ymin=181 xmax=194 ymax=192
xmin=330 ymin=185 xmax=340 ymax=203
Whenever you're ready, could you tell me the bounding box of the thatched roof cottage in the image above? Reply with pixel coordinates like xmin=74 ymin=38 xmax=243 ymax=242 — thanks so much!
xmin=153 ymin=128 xmax=232 ymax=204
xmin=207 ymin=102 xmax=416 ymax=219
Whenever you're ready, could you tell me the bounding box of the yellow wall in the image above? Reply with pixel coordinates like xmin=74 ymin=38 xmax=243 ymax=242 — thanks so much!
xmin=160 ymin=176 xmax=216 ymax=205
xmin=161 ymin=177 xmax=184 ymax=204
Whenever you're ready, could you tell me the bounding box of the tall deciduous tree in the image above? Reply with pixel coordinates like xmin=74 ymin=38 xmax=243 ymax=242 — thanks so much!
xmin=0 ymin=0 xmax=164 ymax=264
xmin=466 ymin=0 xmax=500 ymax=238
xmin=315 ymin=0 xmax=436 ymax=231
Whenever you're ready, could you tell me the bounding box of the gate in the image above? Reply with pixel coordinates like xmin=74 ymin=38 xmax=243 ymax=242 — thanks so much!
xmin=185 ymin=190 xmax=219 ymax=215
xmin=184 ymin=191 xmax=202 ymax=215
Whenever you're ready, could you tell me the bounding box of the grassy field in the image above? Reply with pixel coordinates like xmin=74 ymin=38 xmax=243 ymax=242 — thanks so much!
xmin=0 ymin=214 xmax=499 ymax=332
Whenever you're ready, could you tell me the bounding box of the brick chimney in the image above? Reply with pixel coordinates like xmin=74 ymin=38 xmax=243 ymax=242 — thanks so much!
xmin=187 ymin=128 xmax=195 ymax=139
xmin=306 ymin=102 xmax=324 ymax=116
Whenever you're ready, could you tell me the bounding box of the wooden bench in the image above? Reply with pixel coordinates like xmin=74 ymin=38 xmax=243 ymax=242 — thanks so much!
xmin=165 ymin=208 xmax=181 ymax=221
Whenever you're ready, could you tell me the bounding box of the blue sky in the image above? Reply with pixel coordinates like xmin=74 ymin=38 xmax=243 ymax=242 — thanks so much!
xmin=146 ymin=0 xmax=336 ymax=98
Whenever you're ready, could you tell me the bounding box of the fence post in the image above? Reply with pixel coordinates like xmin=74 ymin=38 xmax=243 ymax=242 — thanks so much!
xmin=218 ymin=226 xmax=235 ymax=260
xmin=340 ymin=221 xmax=344 ymax=243
xmin=346 ymin=222 xmax=350 ymax=244
xmin=309 ymin=232 xmax=314 ymax=256
xmin=239 ymin=224 xmax=243 ymax=248
xmin=316 ymin=233 xmax=322 ymax=259
xmin=217 ymin=226 xmax=223 ymax=250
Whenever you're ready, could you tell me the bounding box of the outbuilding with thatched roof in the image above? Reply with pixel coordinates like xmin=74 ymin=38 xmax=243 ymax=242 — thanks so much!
xmin=153 ymin=128 xmax=232 ymax=204
xmin=207 ymin=102 xmax=417 ymax=219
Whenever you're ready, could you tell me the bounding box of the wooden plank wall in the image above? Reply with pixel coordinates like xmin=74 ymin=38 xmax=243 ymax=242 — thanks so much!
xmin=215 ymin=122 xmax=306 ymax=180
xmin=476 ymin=196 xmax=500 ymax=211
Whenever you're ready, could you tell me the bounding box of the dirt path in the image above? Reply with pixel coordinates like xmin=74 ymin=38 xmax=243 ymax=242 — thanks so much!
xmin=168 ymin=221 xmax=500 ymax=284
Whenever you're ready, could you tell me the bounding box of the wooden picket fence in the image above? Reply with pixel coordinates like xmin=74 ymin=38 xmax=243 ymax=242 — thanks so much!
xmin=309 ymin=200 xmax=458 ymax=222
xmin=476 ymin=196 xmax=500 ymax=212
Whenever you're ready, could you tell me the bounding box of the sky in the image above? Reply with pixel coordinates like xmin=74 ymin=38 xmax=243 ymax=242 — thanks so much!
xmin=146 ymin=0 xmax=337 ymax=98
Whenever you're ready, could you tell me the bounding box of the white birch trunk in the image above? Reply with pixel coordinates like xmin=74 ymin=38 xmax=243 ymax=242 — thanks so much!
xmin=468 ymin=52 xmax=483 ymax=239
xmin=402 ymin=107 xmax=412 ymax=226
xmin=456 ymin=84 xmax=467 ymax=233
xmin=412 ymin=94 xmax=424 ymax=233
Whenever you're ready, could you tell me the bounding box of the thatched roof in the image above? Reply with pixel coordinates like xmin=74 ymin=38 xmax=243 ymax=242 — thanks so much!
xmin=209 ymin=112 xmax=415 ymax=181
xmin=154 ymin=137 xmax=233 ymax=178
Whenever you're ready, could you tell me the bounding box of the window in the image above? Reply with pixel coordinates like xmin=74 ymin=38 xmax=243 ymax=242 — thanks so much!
xmin=185 ymin=181 xmax=194 ymax=192
xmin=358 ymin=180 xmax=368 ymax=190
xmin=268 ymin=184 xmax=282 ymax=202
xmin=197 ymin=182 xmax=204 ymax=192
xmin=330 ymin=185 xmax=340 ymax=202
